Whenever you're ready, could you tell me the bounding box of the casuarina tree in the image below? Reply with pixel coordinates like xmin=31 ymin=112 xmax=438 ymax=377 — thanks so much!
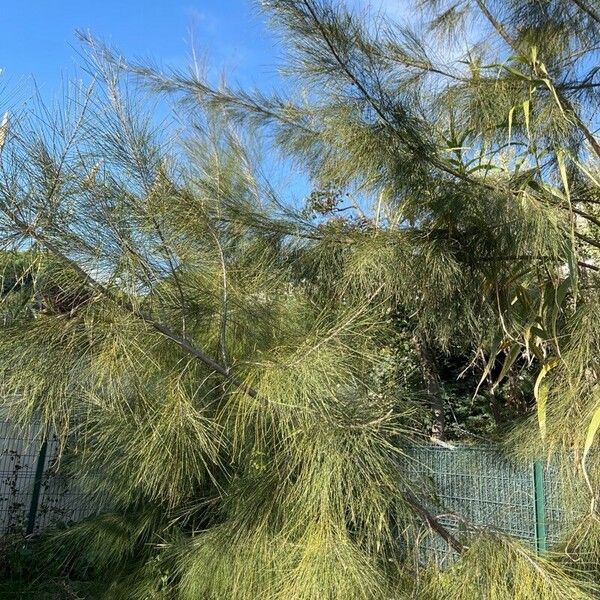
xmin=0 ymin=1 xmax=599 ymax=598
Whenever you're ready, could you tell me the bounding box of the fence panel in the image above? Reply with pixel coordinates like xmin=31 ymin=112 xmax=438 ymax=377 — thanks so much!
xmin=399 ymin=444 xmax=577 ymax=567
xmin=0 ymin=421 xmax=39 ymax=534
xmin=0 ymin=421 xmax=94 ymax=535
xmin=0 ymin=423 xmax=582 ymax=562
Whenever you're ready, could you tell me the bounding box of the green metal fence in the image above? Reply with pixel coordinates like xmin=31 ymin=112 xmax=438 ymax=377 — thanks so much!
xmin=400 ymin=444 xmax=577 ymax=567
xmin=0 ymin=426 xmax=581 ymax=563
xmin=1 ymin=420 xmax=93 ymax=535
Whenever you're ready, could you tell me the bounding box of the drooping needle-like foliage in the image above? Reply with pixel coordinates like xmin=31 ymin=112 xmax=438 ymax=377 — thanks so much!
xmin=0 ymin=0 xmax=599 ymax=597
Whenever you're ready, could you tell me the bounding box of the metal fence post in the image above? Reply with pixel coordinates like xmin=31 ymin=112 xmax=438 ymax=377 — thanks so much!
xmin=532 ymin=460 xmax=547 ymax=553
xmin=25 ymin=436 xmax=48 ymax=536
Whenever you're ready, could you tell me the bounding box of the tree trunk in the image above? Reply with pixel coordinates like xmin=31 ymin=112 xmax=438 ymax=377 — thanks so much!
xmin=413 ymin=335 xmax=446 ymax=441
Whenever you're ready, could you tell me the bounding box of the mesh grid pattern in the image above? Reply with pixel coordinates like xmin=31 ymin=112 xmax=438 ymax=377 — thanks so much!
xmin=0 ymin=421 xmax=38 ymax=533
xmin=0 ymin=421 xmax=95 ymax=534
xmin=0 ymin=425 xmax=581 ymax=556
xmin=399 ymin=444 xmax=577 ymax=567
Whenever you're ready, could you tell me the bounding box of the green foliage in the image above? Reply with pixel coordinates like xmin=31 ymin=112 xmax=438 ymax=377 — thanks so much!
xmin=430 ymin=532 xmax=596 ymax=600
xmin=0 ymin=0 xmax=599 ymax=596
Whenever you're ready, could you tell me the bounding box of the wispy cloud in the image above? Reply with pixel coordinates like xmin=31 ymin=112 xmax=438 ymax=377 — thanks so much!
xmin=183 ymin=7 xmax=220 ymax=35
xmin=350 ymin=0 xmax=413 ymax=21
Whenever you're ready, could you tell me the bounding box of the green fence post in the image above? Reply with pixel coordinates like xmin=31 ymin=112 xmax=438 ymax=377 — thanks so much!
xmin=25 ymin=436 xmax=48 ymax=536
xmin=532 ymin=460 xmax=547 ymax=554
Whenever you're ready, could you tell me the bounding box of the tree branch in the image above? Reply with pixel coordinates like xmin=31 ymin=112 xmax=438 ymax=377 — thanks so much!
xmin=473 ymin=0 xmax=514 ymax=48
xmin=570 ymin=0 xmax=600 ymax=24
xmin=403 ymin=489 xmax=464 ymax=554
xmin=299 ymin=0 xmax=498 ymax=192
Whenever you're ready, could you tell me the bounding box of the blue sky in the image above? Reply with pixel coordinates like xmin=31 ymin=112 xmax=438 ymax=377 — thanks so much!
xmin=0 ymin=0 xmax=407 ymax=102
xmin=0 ymin=0 xmax=283 ymax=102
xmin=0 ymin=0 xmax=407 ymax=204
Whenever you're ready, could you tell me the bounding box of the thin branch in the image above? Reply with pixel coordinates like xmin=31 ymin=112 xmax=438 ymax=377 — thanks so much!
xmin=560 ymin=81 xmax=600 ymax=90
xmin=207 ymin=224 xmax=230 ymax=371
xmin=572 ymin=206 xmax=600 ymax=229
xmin=570 ymin=0 xmax=600 ymax=24
xmin=576 ymin=230 xmax=600 ymax=250
xmin=473 ymin=0 xmax=514 ymax=48
xmin=403 ymin=489 xmax=464 ymax=553
xmin=578 ymin=260 xmax=600 ymax=272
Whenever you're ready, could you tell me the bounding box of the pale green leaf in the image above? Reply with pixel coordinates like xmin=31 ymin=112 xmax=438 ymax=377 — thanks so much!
xmin=534 ymin=359 xmax=559 ymax=439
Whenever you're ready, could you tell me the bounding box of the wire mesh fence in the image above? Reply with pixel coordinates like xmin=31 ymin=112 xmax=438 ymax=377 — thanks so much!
xmin=0 ymin=421 xmax=94 ymax=536
xmin=0 ymin=422 xmax=582 ymax=570
xmin=0 ymin=421 xmax=37 ymax=534
xmin=398 ymin=443 xmax=578 ymax=567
